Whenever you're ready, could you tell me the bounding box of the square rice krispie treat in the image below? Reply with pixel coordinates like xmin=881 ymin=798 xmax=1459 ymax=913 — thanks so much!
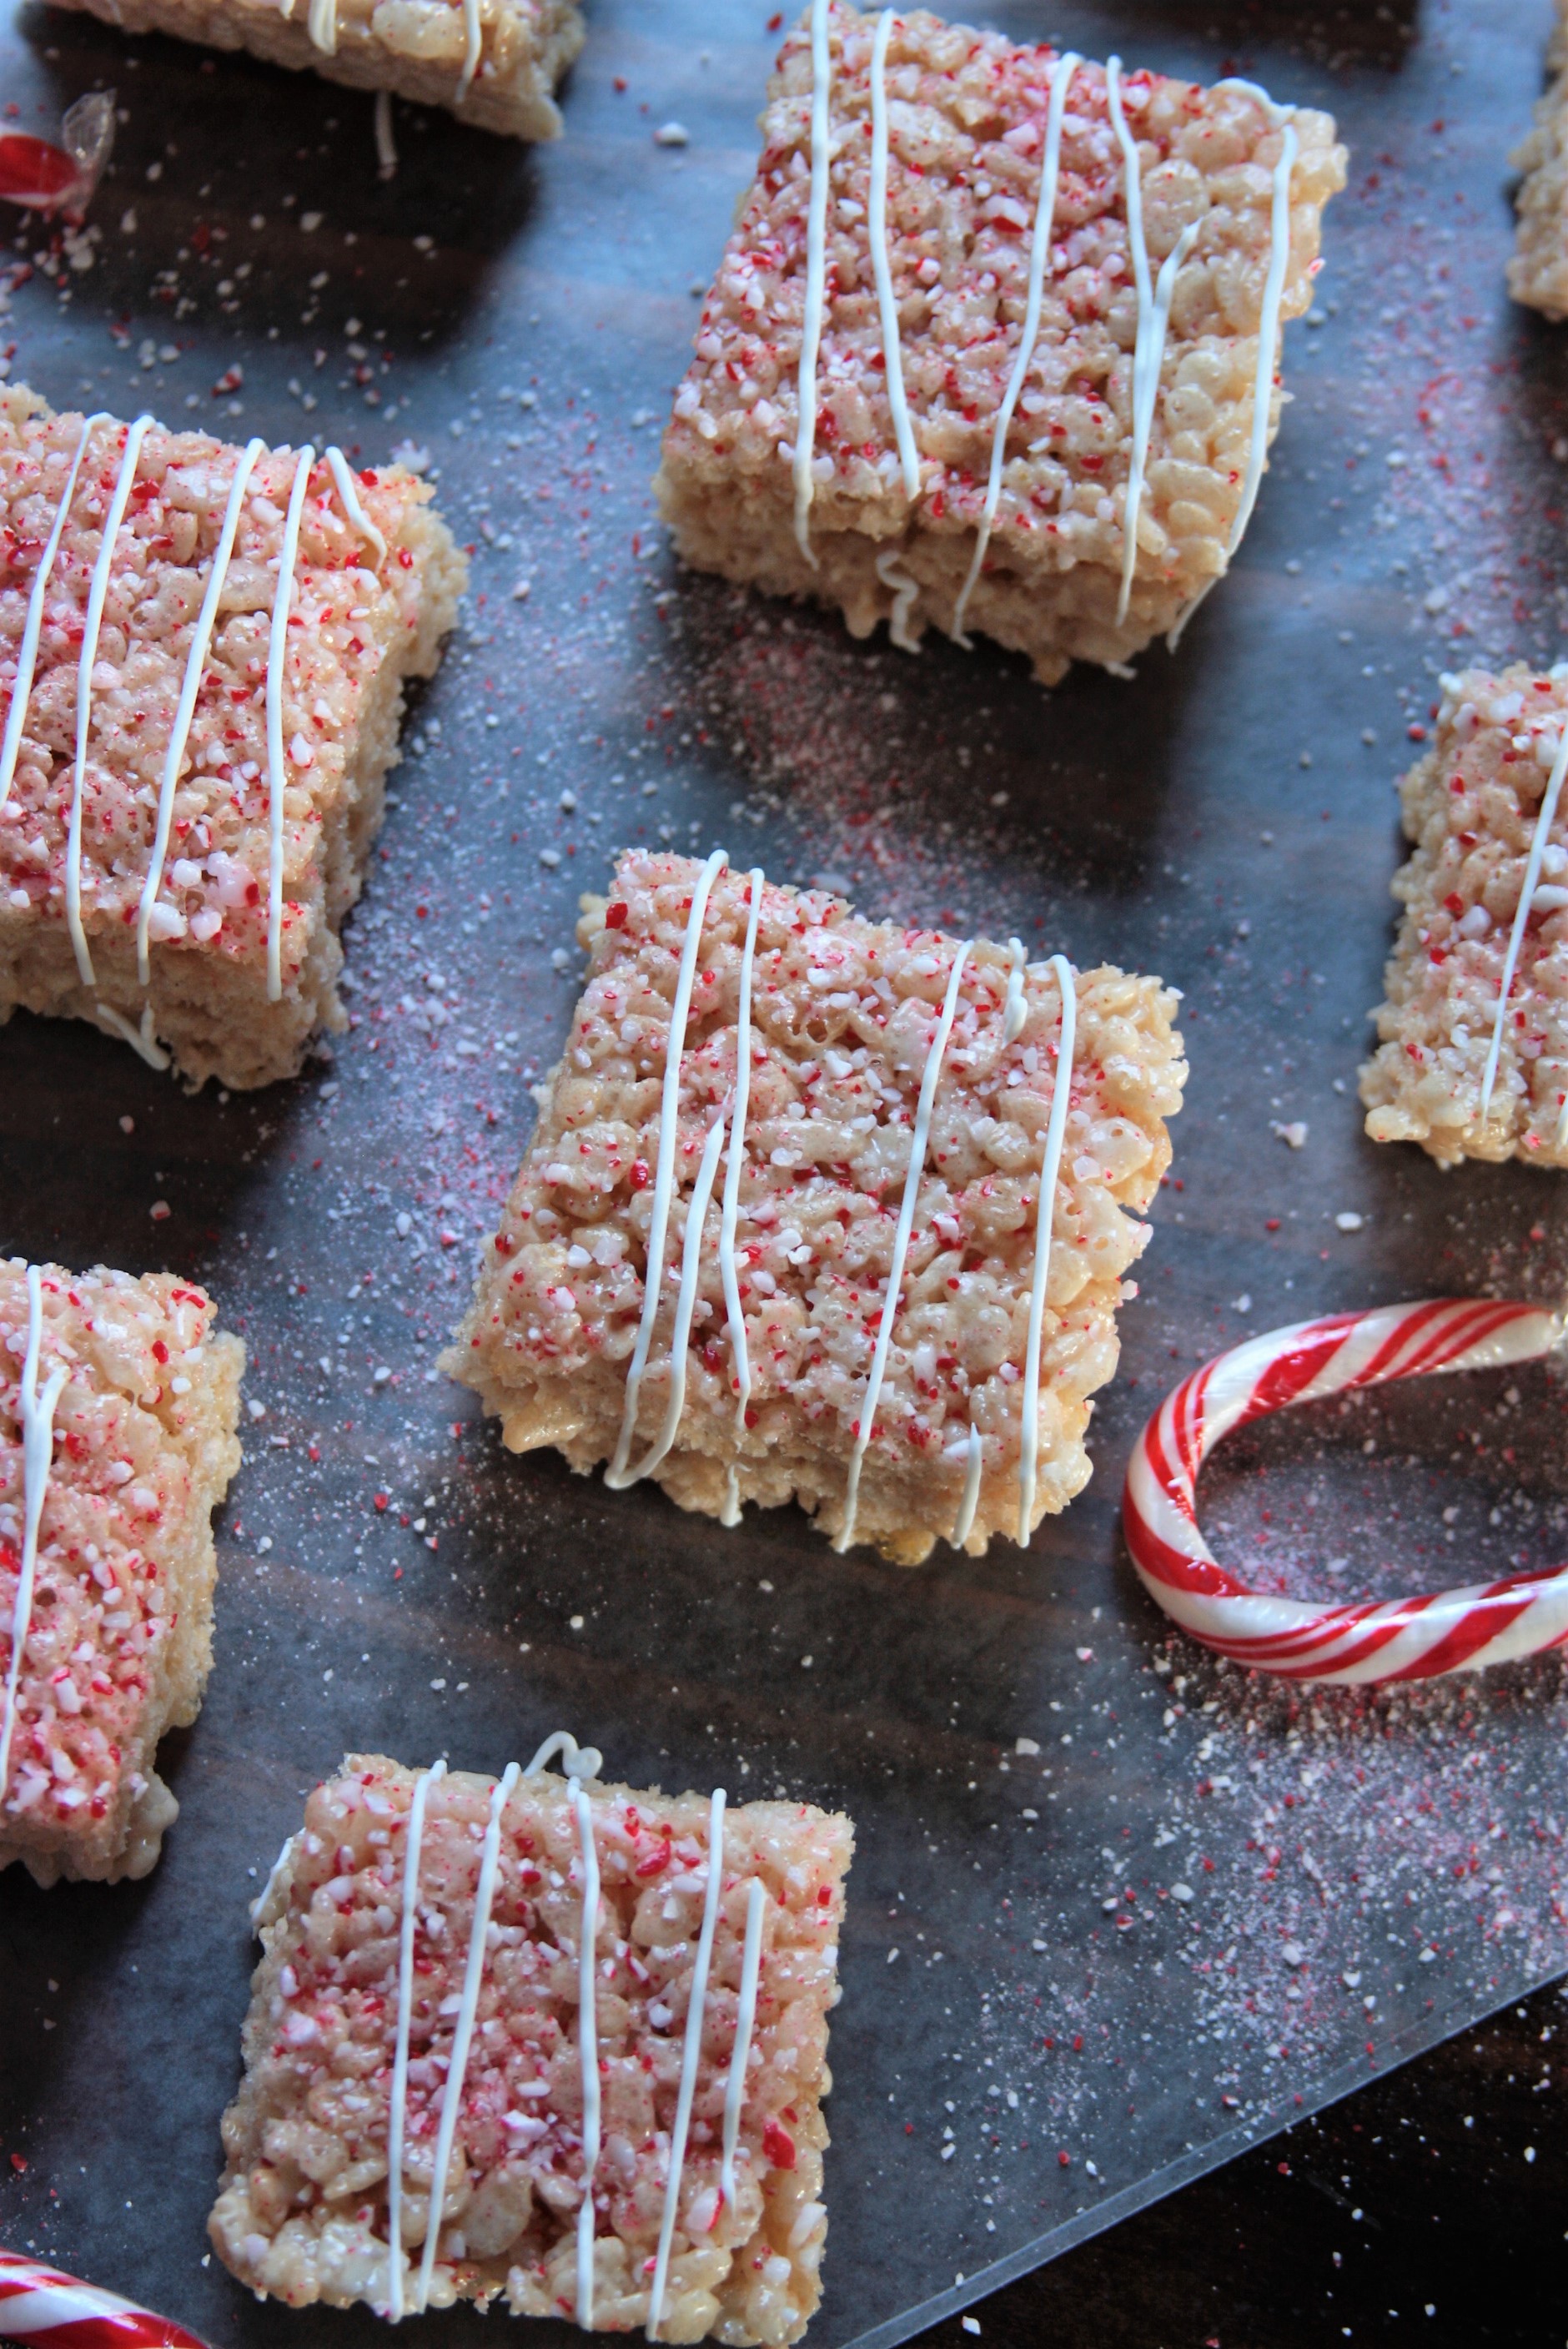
xmin=50 ymin=0 xmax=584 ymax=141
xmin=445 ymin=851 xmax=1186 ymax=1563
xmin=655 ymin=3 xmax=1344 ymax=683
xmin=1510 ymin=0 xmax=1568 ymax=319
xmin=210 ymin=1748 xmax=852 ymax=2341
xmin=0 ymin=386 xmax=465 ymax=1089
xmin=0 ymin=1258 xmax=244 ymax=1887
xmin=1360 ymin=664 xmax=1568 ymax=1167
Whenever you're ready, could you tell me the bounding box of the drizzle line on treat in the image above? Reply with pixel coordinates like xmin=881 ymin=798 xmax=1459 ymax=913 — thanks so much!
xmin=138 ymin=439 xmax=265 ymax=987
xmin=868 ymin=8 xmax=918 ymax=500
xmin=67 ymin=413 xmax=153 ymax=987
xmin=306 ymin=0 xmax=337 ymax=52
xmin=1003 ymin=936 xmax=1028 ymax=1044
xmin=1480 ymin=720 xmax=1568 ymax=1130
xmin=0 ymin=413 xmax=108 ymax=811
xmin=1104 ymin=59 xmax=1202 ymax=630
xmin=620 ymin=1113 xmax=728 ymax=1487
xmin=415 ymin=1762 xmax=523 ymax=2313
xmin=606 ymin=848 xmax=729 ymax=1487
xmin=836 ymin=939 xmax=972 ymax=1552
xmin=385 ymin=1757 xmax=445 ymax=2321
xmin=719 ymin=869 xmax=765 ymax=1441
xmin=949 ymin=1421 xmax=983 ymax=1548
xmin=0 ymin=1266 xmax=69 ymax=1812
xmin=324 ymin=445 xmax=389 ymax=566
xmin=570 ymin=1773 xmax=603 ymax=2326
xmin=1167 ymin=110 xmax=1298 ymax=651
xmin=646 ymin=1787 xmax=729 ymax=2341
xmin=457 ymin=0 xmax=483 ymax=102
xmin=792 ymin=0 xmax=833 ymax=563
xmin=1018 ymin=955 xmax=1078 ymax=1544
xmin=874 ymin=546 xmax=920 ymax=653
xmin=265 ymin=445 xmax=317 ymax=1005
xmin=950 ymin=53 xmax=1079 ymax=647
xmin=721 ymin=1877 xmax=766 ymax=2213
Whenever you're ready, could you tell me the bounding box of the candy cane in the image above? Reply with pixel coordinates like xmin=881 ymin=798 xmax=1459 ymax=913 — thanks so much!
xmin=0 ymin=2251 xmax=206 ymax=2346
xmin=1123 ymin=1297 xmax=1568 ymax=1684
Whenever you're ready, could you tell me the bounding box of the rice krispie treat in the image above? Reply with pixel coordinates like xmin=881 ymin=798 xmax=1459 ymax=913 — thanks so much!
xmin=0 ymin=386 xmax=465 ymax=1089
xmin=0 ymin=1258 xmax=244 ymax=1888
xmin=210 ymin=1741 xmax=852 ymax=2340
xmin=1510 ymin=0 xmax=1568 ymax=319
xmin=1360 ymin=664 xmax=1568 ymax=1167
xmin=655 ymin=3 xmax=1345 ymax=684
xmin=445 ymin=851 xmax=1185 ymax=1563
xmin=49 ymin=0 xmax=584 ymax=141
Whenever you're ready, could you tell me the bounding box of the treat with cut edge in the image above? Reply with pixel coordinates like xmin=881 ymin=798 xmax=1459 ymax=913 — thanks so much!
xmin=48 ymin=0 xmax=584 ymax=141
xmin=1361 ymin=664 xmax=1568 ymax=1169
xmin=209 ymin=1748 xmax=852 ymax=2341
xmin=1510 ymin=1 xmax=1568 ymax=319
xmin=0 ymin=1258 xmax=244 ymax=1887
xmin=444 ymin=850 xmax=1185 ymax=1563
xmin=0 ymin=385 xmax=465 ymax=1089
xmin=655 ymin=2 xmax=1344 ymax=684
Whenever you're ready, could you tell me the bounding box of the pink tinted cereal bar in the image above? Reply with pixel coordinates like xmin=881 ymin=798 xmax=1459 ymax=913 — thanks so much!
xmin=0 ymin=1258 xmax=243 ymax=1887
xmin=656 ymin=3 xmax=1344 ymax=683
xmin=445 ymin=851 xmax=1185 ymax=1563
xmin=1361 ymin=664 xmax=1568 ymax=1168
xmin=209 ymin=1749 xmax=852 ymax=2341
xmin=0 ymin=387 xmax=465 ymax=1089
xmin=50 ymin=0 xmax=584 ymax=141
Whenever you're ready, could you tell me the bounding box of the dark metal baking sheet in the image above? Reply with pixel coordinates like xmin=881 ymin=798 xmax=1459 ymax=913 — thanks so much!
xmin=3 ymin=0 xmax=1568 ymax=2343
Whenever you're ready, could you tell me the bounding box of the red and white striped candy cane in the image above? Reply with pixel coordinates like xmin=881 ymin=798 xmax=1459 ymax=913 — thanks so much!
xmin=0 ymin=2251 xmax=205 ymax=2348
xmin=1123 ymin=1296 xmax=1568 ymax=1684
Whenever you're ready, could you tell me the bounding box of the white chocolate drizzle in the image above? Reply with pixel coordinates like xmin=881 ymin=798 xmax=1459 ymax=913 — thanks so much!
xmin=868 ymin=8 xmax=918 ymax=499
xmin=948 ymin=1421 xmax=983 ymax=1549
xmin=570 ymin=1774 xmax=603 ymax=2326
xmin=646 ymin=1787 xmax=728 ymax=2341
xmin=0 ymin=413 xmax=108 ymax=812
xmin=265 ymin=445 xmax=317 ymax=1005
xmin=1167 ymin=109 xmax=1298 ymax=651
xmin=1105 ymin=59 xmax=1202 ymax=630
xmin=1002 ymin=935 xmax=1028 ymax=1044
xmin=719 ymin=869 xmax=765 ymax=1434
xmin=720 ymin=1877 xmax=766 ymax=2213
xmin=385 ymin=1756 xmax=445 ymax=2322
xmin=620 ymin=1114 xmax=728 ymax=1487
xmin=137 ymin=438 xmax=264 ymax=987
xmin=457 ymin=0 xmax=482 ymax=101
xmin=306 ymin=0 xmax=337 ymax=52
xmin=67 ymin=413 xmax=153 ymax=987
xmin=835 ymin=939 xmax=972 ymax=1552
xmin=0 ymin=1267 xmax=68 ymax=1814
xmin=1480 ymin=723 xmax=1568 ymax=1129
xmin=92 ymin=1000 xmax=169 ymax=1072
xmin=950 ymin=53 xmax=1079 ymax=647
xmin=415 ymin=1762 xmax=522 ymax=2313
xmin=606 ymin=848 xmax=728 ymax=1486
xmin=792 ymin=0 xmax=833 ymax=563
xmin=1017 ymin=955 xmax=1078 ymax=1544
xmin=874 ymin=547 xmax=920 ymax=653
xmin=324 ymin=445 xmax=388 ymax=566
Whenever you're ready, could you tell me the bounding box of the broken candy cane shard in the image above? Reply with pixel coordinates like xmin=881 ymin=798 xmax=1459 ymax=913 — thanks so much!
xmin=1124 ymin=1296 xmax=1565 ymax=1683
